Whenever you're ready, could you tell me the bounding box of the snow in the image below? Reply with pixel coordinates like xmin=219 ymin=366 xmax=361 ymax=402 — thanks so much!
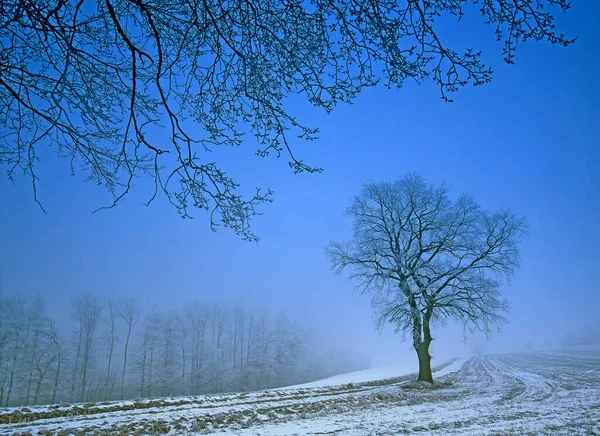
xmin=282 ymin=358 xmax=465 ymax=389
xmin=282 ymin=362 xmax=417 ymax=389
xmin=232 ymin=351 xmax=600 ymax=435
xmin=429 ymin=357 xmax=466 ymax=377
xmin=1 ymin=349 xmax=599 ymax=435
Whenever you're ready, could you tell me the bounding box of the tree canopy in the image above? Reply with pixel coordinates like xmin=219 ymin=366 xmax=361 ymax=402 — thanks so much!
xmin=0 ymin=0 xmax=572 ymax=239
xmin=327 ymin=174 xmax=528 ymax=381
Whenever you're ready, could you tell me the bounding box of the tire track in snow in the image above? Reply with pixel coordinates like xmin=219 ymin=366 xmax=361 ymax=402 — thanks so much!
xmin=0 ymin=364 xmax=440 ymax=434
xmin=237 ymin=350 xmax=600 ymax=435
xmin=2 ymin=351 xmax=599 ymax=435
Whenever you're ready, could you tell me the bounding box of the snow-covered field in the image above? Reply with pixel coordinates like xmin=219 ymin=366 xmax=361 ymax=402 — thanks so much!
xmin=1 ymin=348 xmax=599 ymax=435
xmin=281 ymin=358 xmax=465 ymax=390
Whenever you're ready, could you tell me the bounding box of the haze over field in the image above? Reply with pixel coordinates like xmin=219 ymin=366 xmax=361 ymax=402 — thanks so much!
xmin=0 ymin=0 xmax=599 ymax=433
xmin=2 ymin=2 xmax=598 ymax=364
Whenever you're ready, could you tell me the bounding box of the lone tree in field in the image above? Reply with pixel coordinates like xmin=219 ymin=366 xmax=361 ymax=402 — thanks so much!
xmin=0 ymin=1 xmax=572 ymax=239
xmin=327 ymin=174 xmax=527 ymax=382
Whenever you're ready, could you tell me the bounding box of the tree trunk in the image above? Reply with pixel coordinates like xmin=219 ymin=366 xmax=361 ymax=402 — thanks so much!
xmin=416 ymin=341 xmax=433 ymax=382
xmin=5 ymin=363 xmax=15 ymax=407
xmin=33 ymin=359 xmax=52 ymax=405
xmin=25 ymin=329 xmax=39 ymax=404
xmin=106 ymin=337 xmax=114 ymax=400
xmin=0 ymin=363 xmax=7 ymax=406
xmin=51 ymin=333 xmax=62 ymax=404
xmin=71 ymin=328 xmax=83 ymax=402
xmin=80 ymin=346 xmax=89 ymax=401
xmin=120 ymin=330 xmax=132 ymax=399
xmin=416 ymin=306 xmax=434 ymax=382
xmin=140 ymin=349 xmax=147 ymax=398
xmin=180 ymin=333 xmax=186 ymax=396
xmin=5 ymin=339 xmax=20 ymax=407
xmin=52 ymin=356 xmax=61 ymax=404
xmin=148 ymin=346 xmax=154 ymax=397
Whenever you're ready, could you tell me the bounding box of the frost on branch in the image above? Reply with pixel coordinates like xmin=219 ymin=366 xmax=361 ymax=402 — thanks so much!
xmin=0 ymin=0 xmax=572 ymax=238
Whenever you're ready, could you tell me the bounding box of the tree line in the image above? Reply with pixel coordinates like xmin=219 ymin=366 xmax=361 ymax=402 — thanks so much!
xmin=0 ymin=294 xmax=358 ymax=407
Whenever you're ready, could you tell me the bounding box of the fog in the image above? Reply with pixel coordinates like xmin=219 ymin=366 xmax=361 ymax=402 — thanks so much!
xmin=1 ymin=0 xmax=598 ymax=409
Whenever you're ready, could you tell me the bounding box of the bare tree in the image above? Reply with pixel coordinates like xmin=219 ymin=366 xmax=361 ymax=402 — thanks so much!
xmin=31 ymin=333 xmax=56 ymax=405
xmin=138 ymin=311 xmax=160 ymax=398
xmin=255 ymin=312 xmax=274 ymax=389
xmin=157 ymin=311 xmax=177 ymax=397
xmin=0 ymin=295 xmax=64 ymax=406
xmin=243 ymin=312 xmax=256 ymax=389
xmin=24 ymin=296 xmax=53 ymax=405
xmin=69 ymin=304 xmax=83 ymax=402
xmin=71 ymin=296 xmax=101 ymax=401
xmin=23 ymin=296 xmax=45 ymax=404
xmin=176 ymin=312 xmax=188 ymax=396
xmin=1 ymin=294 xmax=353 ymax=404
xmin=232 ymin=306 xmax=243 ymax=371
xmin=186 ymin=302 xmax=208 ymax=393
xmin=208 ymin=302 xmax=229 ymax=392
xmin=117 ymin=297 xmax=139 ymax=399
xmin=235 ymin=307 xmax=246 ymax=375
xmin=0 ymin=1 xmax=573 ymax=239
xmin=0 ymin=295 xmax=27 ymax=406
xmin=271 ymin=313 xmax=302 ymax=387
xmin=103 ymin=298 xmax=119 ymax=399
xmin=327 ymin=174 xmax=527 ymax=382
xmin=46 ymin=321 xmax=63 ymax=404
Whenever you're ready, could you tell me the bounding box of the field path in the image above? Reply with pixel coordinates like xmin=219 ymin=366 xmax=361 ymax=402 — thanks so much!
xmin=236 ymin=348 xmax=600 ymax=435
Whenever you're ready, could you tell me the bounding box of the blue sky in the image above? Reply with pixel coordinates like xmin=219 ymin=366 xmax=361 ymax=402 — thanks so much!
xmin=1 ymin=1 xmax=598 ymax=365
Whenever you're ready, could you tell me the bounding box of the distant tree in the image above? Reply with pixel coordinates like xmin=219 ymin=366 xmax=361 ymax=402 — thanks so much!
xmin=327 ymin=174 xmax=527 ymax=382
xmin=185 ymin=302 xmax=208 ymax=393
xmin=271 ymin=314 xmax=303 ymax=387
xmin=0 ymin=0 xmax=573 ymax=240
xmin=71 ymin=296 xmax=101 ymax=401
xmin=103 ymin=298 xmax=119 ymax=399
xmin=0 ymin=295 xmax=30 ymax=406
xmin=30 ymin=327 xmax=56 ymax=405
xmin=0 ymin=295 xmax=64 ymax=406
xmin=254 ymin=312 xmax=274 ymax=389
xmin=232 ymin=307 xmax=245 ymax=372
xmin=117 ymin=297 xmax=139 ymax=399
xmin=242 ymin=311 xmax=256 ymax=389
xmin=176 ymin=312 xmax=188 ymax=396
xmin=208 ymin=303 xmax=228 ymax=392
xmin=137 ymin=312 xmax=160 ymax=398
xmin=46 ymin=321 xmax=63 ymax=404
xmin=23 ymin=296 xmax=50 ymax=405
xmin=157 ymin=311 xmax=178 ymax=397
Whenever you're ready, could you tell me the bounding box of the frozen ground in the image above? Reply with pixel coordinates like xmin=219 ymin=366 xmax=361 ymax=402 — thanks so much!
xmin=1 ymin=348 xmax=599 ymax=435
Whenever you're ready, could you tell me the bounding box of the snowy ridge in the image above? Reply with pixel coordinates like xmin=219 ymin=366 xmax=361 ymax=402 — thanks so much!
xmin=282 ymin=357 xmax=465 ymax=389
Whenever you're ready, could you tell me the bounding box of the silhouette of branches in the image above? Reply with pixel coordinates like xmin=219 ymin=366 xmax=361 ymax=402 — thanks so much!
xmin=0 ymin=0 xmax=573 ymax=239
